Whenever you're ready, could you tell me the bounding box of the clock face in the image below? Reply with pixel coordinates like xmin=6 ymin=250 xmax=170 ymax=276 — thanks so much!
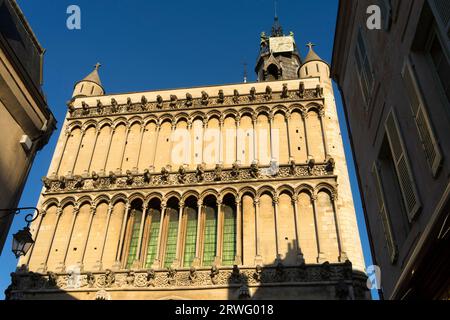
xmin=269 ymin=36 xmax=294 ymax=53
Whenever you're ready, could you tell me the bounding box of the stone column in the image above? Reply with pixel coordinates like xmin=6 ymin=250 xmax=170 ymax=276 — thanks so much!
xmin=319 ymin=109 xmax=330 ymax=160
xmin=151 ymin=123 xmax=161 ymax=171
xmin=70 ymin=128 xmax=85 ymax=175
xmin=87 ymin=127 xmax=100 ymax=173
xmin=169 ymin=121 xmax=177 ymax=168
xmin=60 ymin=206 xmax=80 ymax=272
xmin=152 ymin=201 xmax=166 ymax=268
xmin=254 ymin=197 xmax=263 ymax=265
xmin=285 ymin=112 xmax=293 ymax=161
xmin=79 ymin=205 xmax=96 ymax=270
xmin=311 ymin=195 xmax=325 ymax=263
xmin=135 ymin=123 xmax=146 ymax=171
xmin=235 ymin=115 xmax=241 ymax=164
xmin=174 ymin=201 xmax=185 ymax=267
xmin=302 ymin=111 xmax=312 ymax=160
xmin=97 ymin=203 xmax=113 ymax=270
xmin=331 ymin=195 xmax=347 ymax=262
xmin=252 ymin=114 xmax=257 ymax=162
xmin=218 ymin=116 xmax=224 ymax=165
xmin=42 ymin=207 xmax=63 ymax=272
xmin=102 ymin=126 xmax=115 ymax=173
xmin=292 ymin=195 xmax=305 ymax=264
xmin=119 ymin=124 xmax=131 ymax=172
xmin=135 ymin=202 xmax=148 ymax=266
xmin=273 ymin=195 xmax=281 ymax=262
xmin=55 ymin=129 xmax=70 ymax=176
xmin=269 ymin=113 xmax=274 ymax=161
xmin=235 ymin=198 xmax=242 ymax=265
xmin=114 ymin=201 xmax=131 ymax=269
xmin=201 ymin=119 xmax=207 ymax=165
xmin=193 ymin=200 xmax=202 ymax=266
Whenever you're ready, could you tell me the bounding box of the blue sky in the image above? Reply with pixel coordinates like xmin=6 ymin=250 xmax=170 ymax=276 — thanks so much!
xmin=0 ymin=0 xmax=377 ymax=299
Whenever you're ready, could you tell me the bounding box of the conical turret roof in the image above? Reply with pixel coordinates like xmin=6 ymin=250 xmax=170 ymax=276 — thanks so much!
xmin=303 ymin=42 xmax=325 ymax=64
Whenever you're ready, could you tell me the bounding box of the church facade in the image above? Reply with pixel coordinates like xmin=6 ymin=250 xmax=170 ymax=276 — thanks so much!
xmin=8 ymin=20 xmax=369 ymax=300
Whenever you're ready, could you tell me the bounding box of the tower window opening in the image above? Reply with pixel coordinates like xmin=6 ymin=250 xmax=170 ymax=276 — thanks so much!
xmin=267 ymin=64 xmax=280 ymax=81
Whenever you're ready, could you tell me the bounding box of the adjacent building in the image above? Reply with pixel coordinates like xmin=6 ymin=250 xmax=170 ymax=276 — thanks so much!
xmin=332 ymin=0 xmax=450 ymax=299
xmin=8 ymin=18 xmax=368 ymax=300
xmin=0 ymin=0 xmax=56 ymax=254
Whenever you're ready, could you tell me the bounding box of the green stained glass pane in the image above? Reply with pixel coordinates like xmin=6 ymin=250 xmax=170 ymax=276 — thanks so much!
xmin=222 ymin=205 xmax=236 ymax=266
xmin=145 ymin=210 xmax=161 ymax=268
xmin=126 ymin=209 xmax=142 ymax=269
xmin=202 ymin=206 xmax=217 ymax=266
xmin=183 ymin=207 xmax=197 ymax=267
xmin=164 ymin=209 xmax=179 ymax=268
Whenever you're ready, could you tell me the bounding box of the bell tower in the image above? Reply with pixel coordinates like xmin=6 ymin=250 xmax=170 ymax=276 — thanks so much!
xmin=255 ymin=16 xmax=302 ymax=81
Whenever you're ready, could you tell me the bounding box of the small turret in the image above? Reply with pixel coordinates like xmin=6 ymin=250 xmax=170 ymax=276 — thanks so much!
xmin=299 ymin=43 xmax=330 ymax=81
xmin=72 ymin=63 xmax=104 ymax=98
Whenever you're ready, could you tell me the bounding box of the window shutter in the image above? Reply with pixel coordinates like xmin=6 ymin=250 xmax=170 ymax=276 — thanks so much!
xmin=385 ymin=111 xmax=421 ymax=221
xmin=402 ymin=59 xmax=442 ymax=175
xmin=431 ymin=0 xmax=450 ymax=34
xmin=372 ymin=162 xmax=398 ymax=263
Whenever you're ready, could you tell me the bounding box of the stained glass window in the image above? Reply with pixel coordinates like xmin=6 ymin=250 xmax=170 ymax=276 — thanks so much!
xmin=183 ymin=207 xmax=197 ymax=267
xmin=144 ymin=209 xmax=161 ymax=268
xmin=164 ymin=208 xmax=179 ymax=268
xmin=222 ymin=204 xmax=236 ymax=266
xmin=202 ymin=205 xmax=217 ymax=266
xmin=126 ymin=209 xmax=142 ymax=269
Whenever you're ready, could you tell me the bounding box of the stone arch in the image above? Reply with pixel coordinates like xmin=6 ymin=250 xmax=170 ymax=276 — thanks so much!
xmin=82 ymin=120 xmax=98 ymax=131
xmin=163 ymin=191 xmax=182 ymax=203
xmin=295 ymin=184 xmax=315 ymax=197
xmin=200 ymin=189 xmax=220 ymax=203
xmin=272 ymin=105 xmax=289 ymax=116
xmin=112 ymin=117 xmax=128 ymax=128
xmin=219 ymin=187 xmax=239 ymax=202
xmin=206 ymin=110 xmax=222 ymax=121
xmin=174 ymin=113 xmax=190 ymax=124
xmin=93 ymin=195 xmax=110 ymax=206
xmin=159 ymin=114 xmax=174 ymax=125
xmin=277 ymin=184 xmax=295 ymax=197
xmin=181 ymin=190 xmax=200 ymax=204
xmin=190 ymin=111 xmax=206 ymax=123
xmin=305 ymin=102 xmax=324 ymax=113
xmin=128 ymin=116 xmax=143 ymax=127
xmin=256 ymin=185 xmax=276 ymax=198
xmin=239 ymin=107 xmax=255 ymax=118
xmin=315 ymin=182 xmax=337 ymax=199
xmin=288 ymin=103 xmax=305 ymax=115
xmin=143 ymin=115 xmax=158 ymax=126
xmin=76 ymin=195 xmax=93 ymax=207
xmin=222 ymin=109 xmax=238 ymax=119
xmin=128 ymin=192 xmax=146 ymax=203
xmin=255 ymin=106 xmax=271 ymax=117
xmin=238 ymin=186 xmax=257 ymax=198
xmin=59 ymin=196 xmax=77 ymax=209
xmin=66 ymin=121 xmax=83 ymax=132
xmin=42 ymin=198 xmax=60 ymax=211
xmin=97 ymin=118 xmax=113 ymax=129
xmin=145 ymin=192 xmax=164 ymax=205
xmin=111 ymin=193 xmax=128 ymax=205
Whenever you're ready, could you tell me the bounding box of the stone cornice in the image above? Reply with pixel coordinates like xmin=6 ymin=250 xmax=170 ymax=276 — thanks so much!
xmin=67 ymin=88 xmax=325 ymax=120
xmin=42 ymin=162 xmax=336 ymax=196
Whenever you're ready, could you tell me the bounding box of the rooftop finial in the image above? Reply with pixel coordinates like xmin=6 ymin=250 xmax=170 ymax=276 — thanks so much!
xmin=306 ymin=42 xmax=316 ymax=51
xmin=271 ymin=1 xmax=283 ymax=37
xmin=94 ymin=62 xmax=101 ymax=71
xmin=274 ymin=0 xmax=278 ymax=19
xmin=243 ymin=61 xmax=248 ymax=83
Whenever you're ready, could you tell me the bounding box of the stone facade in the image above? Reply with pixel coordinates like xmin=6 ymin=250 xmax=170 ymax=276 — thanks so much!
xmin=0 ymin=0 xmax=56 ymax=254
xmin=8 ymin=20 xmax=368 ymax=300
xmin=332 ymin=0 xmax=450 ymax=299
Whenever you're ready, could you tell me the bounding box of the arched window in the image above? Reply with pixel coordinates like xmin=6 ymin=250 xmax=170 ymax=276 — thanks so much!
xmin=124 ymin=200 xmax=144 ymax=269
xmin=183 ymin=197 xmax=198 ymax=267
xmin=267 ymin=64 xmax=280 ymax=81
xmin=221 ymin=194 xmax=236 ymax=266
xmin=143 ymin=199 xmax=162 ymax=268
xmin=202 ymin=195 xmax=217 ymax=266
xmin=163 ymin=198 xmax=179 ymax=268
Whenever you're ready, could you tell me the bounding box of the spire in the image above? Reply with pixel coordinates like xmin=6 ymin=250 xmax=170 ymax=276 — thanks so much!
xmin=72 ymin=63 xmax=104 ymax=98
xmin=271 ymin=0 xmax=283 ymax=37
xmin=303 ymin=42 xmax=324 ymax=63
xmin=81 ymin=62 xmax=102 ymax=87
